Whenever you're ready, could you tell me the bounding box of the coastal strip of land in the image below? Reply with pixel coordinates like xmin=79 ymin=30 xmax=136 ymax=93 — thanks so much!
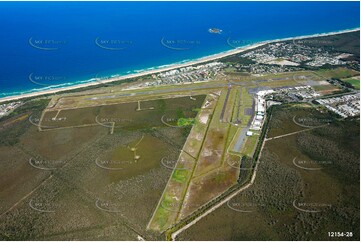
xmin=0 ymin=28 xmax=359 ymax=104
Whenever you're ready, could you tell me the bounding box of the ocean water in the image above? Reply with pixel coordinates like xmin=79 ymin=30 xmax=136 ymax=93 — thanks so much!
xmin=0 ymin=1 xmax=359 ymax=98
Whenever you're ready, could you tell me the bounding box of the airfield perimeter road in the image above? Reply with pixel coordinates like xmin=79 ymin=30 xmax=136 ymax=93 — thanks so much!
xmin=170 ymin=110 xmax=330 ymax=240
xmin=170 ymin=115 xmax=268 ymax=241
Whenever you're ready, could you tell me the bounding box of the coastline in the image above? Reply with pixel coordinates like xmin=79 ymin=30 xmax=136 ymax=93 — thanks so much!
xmin=0 ymin=27 xmax=359 ymax=103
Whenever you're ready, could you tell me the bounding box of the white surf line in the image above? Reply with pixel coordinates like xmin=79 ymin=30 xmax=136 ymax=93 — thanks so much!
xmin=1 ymin=28 xmax=358 ymax=104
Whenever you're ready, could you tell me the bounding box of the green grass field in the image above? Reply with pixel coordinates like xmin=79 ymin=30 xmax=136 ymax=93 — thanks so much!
xmin=317 ymin=67 xmax=359 ymax=79
xmin=342 ymin=78 xmax=360 ymax=89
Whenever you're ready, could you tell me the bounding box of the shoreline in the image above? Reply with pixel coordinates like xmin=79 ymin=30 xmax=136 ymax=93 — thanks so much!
xmin=0 ymin=27 xmax=359 ymax=103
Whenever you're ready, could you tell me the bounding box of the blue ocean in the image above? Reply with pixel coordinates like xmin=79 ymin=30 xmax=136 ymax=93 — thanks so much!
xmin=0 ymin=1 xmax=359 ymax=98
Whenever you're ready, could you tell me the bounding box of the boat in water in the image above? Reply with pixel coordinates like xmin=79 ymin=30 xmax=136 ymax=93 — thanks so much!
xmin=208 ymin=28 xmax=222 ymax=34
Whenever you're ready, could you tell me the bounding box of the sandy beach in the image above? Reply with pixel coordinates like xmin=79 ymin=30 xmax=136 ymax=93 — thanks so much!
xmin=0 ymin=28 xmax=359 ymax=103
